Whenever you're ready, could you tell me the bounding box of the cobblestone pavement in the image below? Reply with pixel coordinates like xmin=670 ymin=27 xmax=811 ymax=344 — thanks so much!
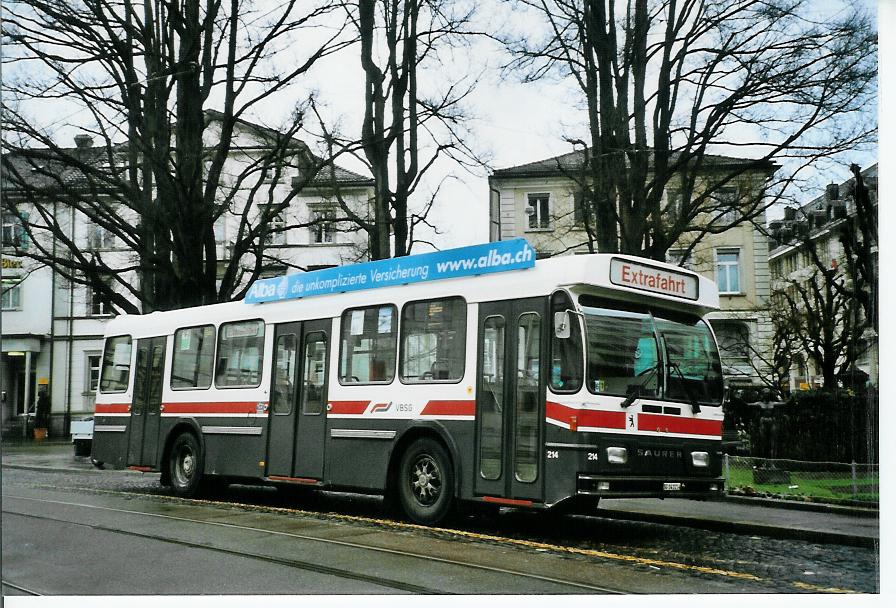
xmin=1 ymin=461 xmax=880 ymax=593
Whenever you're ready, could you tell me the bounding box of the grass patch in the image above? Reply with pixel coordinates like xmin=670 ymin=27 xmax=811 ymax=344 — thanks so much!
xmin=728 ymin=467 xmax=879 ymax=502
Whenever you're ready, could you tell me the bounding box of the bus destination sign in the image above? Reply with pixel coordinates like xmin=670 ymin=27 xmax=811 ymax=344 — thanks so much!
xmin=245 ymin=238 xmax=536 ymax=304
xmin=609 ymin=258 xmax=698 ymax=301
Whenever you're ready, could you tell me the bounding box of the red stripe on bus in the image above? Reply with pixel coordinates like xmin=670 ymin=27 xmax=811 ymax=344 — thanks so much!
xmin=163 ymin=402 xmax=261 ymax=414
xmin=95 ymin=403 xmax=129 ymax=414
xmin=268 ymin=475 xmax=319 ymax=485
xmin=328 ymin=400 xmax=370 ymax=415
xmin=481 ymin=496 xmax=534 ymax=507
xmin=421 ymin=400 xmax=475 ymax=417
xmin=545 ymin=401 xmax=626 ymax=430
xmin=637 ymin=413 xmax=722 ymax=437
xmin=128 ymin=466 xmax=153 ymax=472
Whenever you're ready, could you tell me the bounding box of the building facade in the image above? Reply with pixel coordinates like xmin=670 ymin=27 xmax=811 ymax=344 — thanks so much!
xmin=767 ymin=164 xmax=878 ymax=391
xmin=488 ymin=150 xmax=777 ymax=390
xmin=1 ymin=116 xmax=374 ymax=438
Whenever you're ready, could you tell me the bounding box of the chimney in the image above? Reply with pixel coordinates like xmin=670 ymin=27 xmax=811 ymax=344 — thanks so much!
xmin=783 ymin=207 xmax=796 ymax=221
xmin=74 ymin=134 xmax=94 ymax=149
xmin=826 ymin=183 xmax=839 ymax=201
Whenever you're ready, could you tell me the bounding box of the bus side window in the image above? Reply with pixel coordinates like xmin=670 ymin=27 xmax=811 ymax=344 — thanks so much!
xmin=400 ymin=297 xmax=466 ymax=383
xmin=215 ymin=320 xmax=265 ymax=388
xmin=171 ymin=325 xmax=216 ymax=389
xmin=99 ymin=335 xmax=132 ymax=393
xmin=339 ymin=305 xmax=397 ymax=384
xmin=549 ymin=292 xmax=583 ymax=393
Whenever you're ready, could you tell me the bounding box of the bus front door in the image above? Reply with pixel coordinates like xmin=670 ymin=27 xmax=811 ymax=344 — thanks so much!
xmin=127 ymin=336 xmax=166 ymax=467
xmin=266 ymin=319 xmax=329 ymax=481
xmin=292 ymin=320 xmax=329 ymax=480
xmin=475 ymin=298 xmax=546 ymax=503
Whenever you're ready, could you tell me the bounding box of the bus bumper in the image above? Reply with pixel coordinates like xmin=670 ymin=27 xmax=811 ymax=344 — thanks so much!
xmin=576 ymin=474 xmax=725 ymax=499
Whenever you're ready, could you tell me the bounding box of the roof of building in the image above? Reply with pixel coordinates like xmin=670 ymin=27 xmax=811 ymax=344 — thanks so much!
xmin=767 ymin=163 xmax=878 ymax=259
xmin=796 ymin=163 xmax=878 ymax=216
xmin=490 ymin=148 xmax=778 ymax=179
xmin=1 ymin=111 xmax=373 ymax=192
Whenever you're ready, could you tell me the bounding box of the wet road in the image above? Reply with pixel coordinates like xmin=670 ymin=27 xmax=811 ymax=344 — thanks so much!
xmin=1 ymin=466 xmax=879 ymax=594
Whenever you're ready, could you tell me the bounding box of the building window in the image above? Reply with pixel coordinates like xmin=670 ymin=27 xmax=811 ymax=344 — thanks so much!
xmin=716 ymin=249 xmax=741 ymax=294
xmin=665 ymin=190 xmax=684 ymax=221
xmin=713 ymin=187 xmax=740 ymax=224
xmin=311 ymin=209 xmax=336 ymax=243
xmin=573 ymin=191 xmax=592 ymax=228
xmin=712 ymin=322 xmax=750 ymax=362
xmin=526 ymin=193 xmax=551 ymax=230
xmin=88 ymin=282 xmax=114 ymax=316
xmin=1 ymin=278 xmax=22 ymax=310
xmin=666 ymin=248 xmax=693 ymax=270
xmin=214 ymin=217 xmax=226 ymax=244
xmin=86 ymin=353 xmax=102 ymax=393
xmin=2 ymin=213 xmax=25 ymax=249
xmin=263 ymin=211 xmax=287 ymax=245
xmin=87 ymin=222 xmax=115 ymax=249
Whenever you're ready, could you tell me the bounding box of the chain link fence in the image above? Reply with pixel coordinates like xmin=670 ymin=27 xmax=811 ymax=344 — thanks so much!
xmin=724 ymin=455 xmax=879 ymax=504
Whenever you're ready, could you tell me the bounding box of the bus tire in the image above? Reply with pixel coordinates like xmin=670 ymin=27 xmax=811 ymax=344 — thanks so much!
xmin=398 ymin=438 xmax=454 ymax=525
xmin=168 ymin=432 xmax=203 ymax=497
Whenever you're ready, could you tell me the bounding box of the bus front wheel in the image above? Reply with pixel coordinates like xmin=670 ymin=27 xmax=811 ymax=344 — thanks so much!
xmin=168 ymin=432 xmax=203 ymax=497
xmin=398 ymin=438 xmax=454 ymax=525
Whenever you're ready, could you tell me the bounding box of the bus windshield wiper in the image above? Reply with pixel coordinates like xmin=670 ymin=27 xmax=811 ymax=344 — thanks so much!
xmin=620 ymin=365 xmax=659 ymax=408
xmin=669 ymin=362 xmax=701 ymax=414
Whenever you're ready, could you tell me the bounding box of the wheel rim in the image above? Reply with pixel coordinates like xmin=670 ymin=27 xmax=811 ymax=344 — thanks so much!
xmin=409 ymin=454 xmax=442 ymax=506
xmin=174 ymin=444 xmax=195 ymax=487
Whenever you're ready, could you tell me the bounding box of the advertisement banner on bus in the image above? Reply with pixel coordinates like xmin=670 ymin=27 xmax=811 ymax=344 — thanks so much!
xmin=245 ymin=238 xmax=536 ymax=304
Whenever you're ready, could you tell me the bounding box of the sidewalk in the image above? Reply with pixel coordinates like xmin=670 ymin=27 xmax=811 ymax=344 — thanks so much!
xmin=1 ymin=441 xmax=879 ymax=548
xmin=597 ymin=497 xmax=878 ymax=548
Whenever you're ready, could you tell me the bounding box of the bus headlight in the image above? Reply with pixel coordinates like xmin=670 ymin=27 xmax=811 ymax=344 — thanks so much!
xmin=607 ymin=447 xmax=627 ymax=464
xmin=691 ymin=451 xmax=709 ymax=468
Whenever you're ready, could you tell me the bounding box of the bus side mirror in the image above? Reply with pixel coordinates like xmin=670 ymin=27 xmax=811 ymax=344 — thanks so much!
xmin=554 ymin=311 xmax=571 ymax=339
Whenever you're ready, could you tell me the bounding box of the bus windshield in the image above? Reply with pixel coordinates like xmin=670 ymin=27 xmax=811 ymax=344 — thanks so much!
xmin=579 ymin=295 xmax=723 ymax=406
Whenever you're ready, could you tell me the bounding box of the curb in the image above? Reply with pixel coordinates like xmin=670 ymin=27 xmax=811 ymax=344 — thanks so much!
xmin=1 ymin=463 xmax=108 ymax=475
xmin=593 ymin=507 xmax=877 ymax=549
xmin=723 ymin=494 xmax=879 ymax=518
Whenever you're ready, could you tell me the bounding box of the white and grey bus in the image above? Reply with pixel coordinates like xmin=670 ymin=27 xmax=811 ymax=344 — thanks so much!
xmin=92 ymin=239 xmax=726 ymax=524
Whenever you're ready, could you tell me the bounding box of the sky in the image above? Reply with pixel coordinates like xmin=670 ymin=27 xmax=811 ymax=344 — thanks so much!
xmin=281 ymin=0 xmax=880 ymax=250
xmin=7 ymin=0 xmax=880 ymax=251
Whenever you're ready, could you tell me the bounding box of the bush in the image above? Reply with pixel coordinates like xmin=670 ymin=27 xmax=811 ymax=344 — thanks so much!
xmin=724 ymin=389 xmax=878 ymax=463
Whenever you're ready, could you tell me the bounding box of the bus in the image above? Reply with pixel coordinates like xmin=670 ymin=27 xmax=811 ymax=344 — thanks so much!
xmin=92 ymin=239 xmax=726 ymax=524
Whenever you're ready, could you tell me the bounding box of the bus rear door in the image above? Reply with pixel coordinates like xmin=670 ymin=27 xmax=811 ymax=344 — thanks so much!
xmin=126 ymin=336 xmax=166 ymax=467
xmin=475 ymin=298 xmax=546 ymax=503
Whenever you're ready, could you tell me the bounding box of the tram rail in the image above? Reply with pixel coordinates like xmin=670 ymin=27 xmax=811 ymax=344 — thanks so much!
xmin=3 ymin=494 xmax=626 ymax=595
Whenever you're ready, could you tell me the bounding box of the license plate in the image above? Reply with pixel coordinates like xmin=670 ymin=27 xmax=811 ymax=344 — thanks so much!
xmin=663 ymin=482 xmax=682 ymax=491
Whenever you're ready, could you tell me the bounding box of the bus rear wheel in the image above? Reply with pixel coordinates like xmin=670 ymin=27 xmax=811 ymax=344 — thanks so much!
xmin=168 ymin=432 xmax=203 ymax=497
xmin=398 ymin=438 xmax=454 ymax=525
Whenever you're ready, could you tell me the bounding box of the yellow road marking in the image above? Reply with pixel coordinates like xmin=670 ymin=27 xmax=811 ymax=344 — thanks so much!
xmin=792 ymin=581 xmax=858 ymax=594
xmin=25 ymin=484 xmax=863 ymax=592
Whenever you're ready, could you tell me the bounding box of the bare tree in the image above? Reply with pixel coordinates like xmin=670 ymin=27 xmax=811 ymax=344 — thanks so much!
xmin=2 ymin=0 xmax=352 ymax=312
xmin=837 ymin=164 xmax=877 ymax=334
xmin=773 ymin=259 xmax=859 ymax=390
xmin=329 ymin=0 xmax=484 ymax=259
xmin=499 ymin=0 xmax=877 ymax=260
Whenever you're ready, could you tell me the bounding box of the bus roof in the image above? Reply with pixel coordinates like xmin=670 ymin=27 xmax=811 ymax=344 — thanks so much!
xmin=102 ymin=253 xmax=718 ymax=339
